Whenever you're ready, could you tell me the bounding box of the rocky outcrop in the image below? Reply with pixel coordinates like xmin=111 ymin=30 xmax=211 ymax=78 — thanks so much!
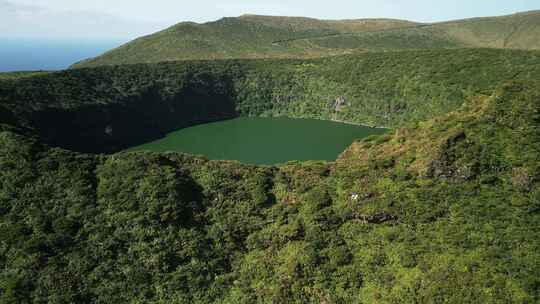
xmin=332 ymin=96 xmax=348 ymax=111
xmin=424 ymin=130 xmax=482 ymax=181
xmin=356 ymin=212 xmax=397 ymax=224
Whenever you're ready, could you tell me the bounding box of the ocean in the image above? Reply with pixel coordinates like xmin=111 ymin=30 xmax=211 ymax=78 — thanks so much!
xmin=0 ymin=38 xmax=124 ymax=72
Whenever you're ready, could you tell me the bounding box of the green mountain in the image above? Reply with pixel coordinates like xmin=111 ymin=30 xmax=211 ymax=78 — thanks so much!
xmin=73 ymin=10 xmax=540 ymax=68
xmin=1 ymin=48 xmax=540 ymax=302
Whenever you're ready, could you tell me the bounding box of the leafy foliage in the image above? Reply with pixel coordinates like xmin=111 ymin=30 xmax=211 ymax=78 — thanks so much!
xmin=2 ymin=49 xmax=540 ymax=154
xmin=1 ymin=45 xmax=540 ymax=302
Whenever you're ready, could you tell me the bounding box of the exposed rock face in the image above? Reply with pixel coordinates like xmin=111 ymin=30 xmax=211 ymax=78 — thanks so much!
xmin=512 ymin=167 xmax=533 ymax=191
xmin=333 ymin=96 xmax=347 ymax=111
xmin=105 ymin=125 xmax=113 ymax=136
xmin=424 ymin=130 xmax=480 ymax=181
xmin=356 ymin=212 xmax=397 ymax=224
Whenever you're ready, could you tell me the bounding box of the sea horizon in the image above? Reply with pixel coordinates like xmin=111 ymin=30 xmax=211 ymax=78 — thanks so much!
xmin=0 ymin=37 xmax=125 ymax=72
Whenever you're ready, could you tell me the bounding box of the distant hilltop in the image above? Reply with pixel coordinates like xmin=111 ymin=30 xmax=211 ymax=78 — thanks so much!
xmin=73 ymin=10 xmax=540 ymax=68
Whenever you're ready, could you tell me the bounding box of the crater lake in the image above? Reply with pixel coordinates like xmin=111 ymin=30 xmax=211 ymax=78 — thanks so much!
xmin=127 ymin=117 xmax=387 ymax=165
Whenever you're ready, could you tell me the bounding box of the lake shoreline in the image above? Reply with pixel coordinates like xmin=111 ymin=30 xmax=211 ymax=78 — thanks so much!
xmin=127 ymin=116 xmax=387 ymax=165
xmin=255 ymin=114 xmax=389 ymax=129
xmin=327 ymin=118 xmax=388 ymax=130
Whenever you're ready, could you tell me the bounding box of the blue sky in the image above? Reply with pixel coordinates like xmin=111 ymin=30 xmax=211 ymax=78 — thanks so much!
xmin=2 ymin=0 xmax=539 ymax=39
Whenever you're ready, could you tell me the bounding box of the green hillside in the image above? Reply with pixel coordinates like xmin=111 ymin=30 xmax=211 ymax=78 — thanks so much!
xmin=72 ymin=16 xmax=419 ymax=68
xmin=1 ymin=48 xmax=539 ymax=302
xmin=0 ymin=71 xmax=50 ymax=81
xmin=73 ymin=11 xmax=540 ymax=68
xmin=4 ymin=49 xmax=540 ymax=154
xmin=281 ymin=10 xmax=540 ymax=51
xmin=433 ymin=10 xmax=540 ymax=49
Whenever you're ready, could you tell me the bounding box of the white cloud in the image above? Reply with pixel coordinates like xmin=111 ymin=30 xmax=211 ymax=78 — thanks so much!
xmin=0 ymin=0 xmax=169 ymax=39
xmin=1 ymin=0 xmax=538 ymax=39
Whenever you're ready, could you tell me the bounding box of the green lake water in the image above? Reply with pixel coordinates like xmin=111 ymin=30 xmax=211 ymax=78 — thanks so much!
xmin=127 ymin=117 xmax=387 ymax=165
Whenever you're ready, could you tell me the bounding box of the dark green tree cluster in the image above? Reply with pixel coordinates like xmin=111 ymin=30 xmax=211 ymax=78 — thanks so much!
xmin=1 ymin=49 xmax=539 ymax=154
xmin=1 ymin=80 xmax=539 ymax=302
xmin=1 ymin=49 xmax=540 ymax=303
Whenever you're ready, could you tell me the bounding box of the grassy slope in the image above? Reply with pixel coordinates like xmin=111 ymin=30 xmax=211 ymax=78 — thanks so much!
xmin=0 ymin=80 xmax=538 ymax=303
xmin=434 ymin=10 xmax=540 ymax=49
xmin=237 ymin=14 xmax=419 ymax=32
xmin=287 ymin=10 xmax=540 ymax=51
xmin=73 ymin=16 xmax=419 ymax=67
xmin=73 ymin=11 xmax=540 ymax=68
xmin=0 ymin=71 xmax=50 ymax=81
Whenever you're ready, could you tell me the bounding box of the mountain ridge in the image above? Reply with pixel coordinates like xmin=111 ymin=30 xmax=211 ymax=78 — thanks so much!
xmin=73 ymin=10 xmax=540 ymax=68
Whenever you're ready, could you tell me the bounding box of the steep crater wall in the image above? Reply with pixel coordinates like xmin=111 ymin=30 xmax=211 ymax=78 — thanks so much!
xmin=2 ymin=49 xmax=538 ymax=154
xmin=27 ymin=84 xmax=238 ymax=153
xmin=0 ymin=65 xmax=240 ymax=154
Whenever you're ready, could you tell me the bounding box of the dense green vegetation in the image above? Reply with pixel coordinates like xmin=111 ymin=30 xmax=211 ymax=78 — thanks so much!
xmin=73 ymin=10 xmax=540 ymax=68
xmin=3 ymin=49 xmax=540 ymax=153
xmin=289 ymin=10 xmax=540 ymax=52
xmin=1 ymin=80 xmax=539 ymax=302
xmin=0 ymin=71 xmax=50 ymax=81
xmin=1 ymin=46 xmax=540 ymax=302
xmin=72 ymin=16 xmax=420 ymax=68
